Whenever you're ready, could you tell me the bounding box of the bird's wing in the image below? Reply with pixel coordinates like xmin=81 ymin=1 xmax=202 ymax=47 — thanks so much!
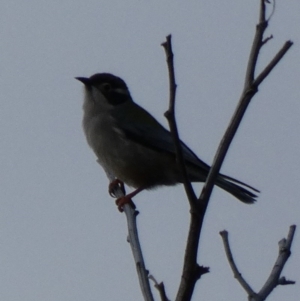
xmin=111 ymin=102 xmax=211 ymax=172
xmin=111 ymin=102 xmax=259 ymax=193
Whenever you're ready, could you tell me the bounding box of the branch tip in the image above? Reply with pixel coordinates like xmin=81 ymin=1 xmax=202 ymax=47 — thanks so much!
xmin=195 ymin=265 xmax=210 ymax=279
xmin=262 ymin=34 xmax=273 ymax=45
xmin=220 ymin=230 xmax=255 ymax=295
xmin=149 ymin=275 xmax=170 ymax=301
xmin=219 ymin=230 xmax=229 ymax=238
xmin=278 ymin=277 xmax=296 ymax=286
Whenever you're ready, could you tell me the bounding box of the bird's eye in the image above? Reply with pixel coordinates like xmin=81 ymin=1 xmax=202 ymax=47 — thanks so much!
xmin=102 ymin=83 xmax=111 ymax=92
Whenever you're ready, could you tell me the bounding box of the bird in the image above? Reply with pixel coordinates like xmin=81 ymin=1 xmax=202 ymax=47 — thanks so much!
xmin=76 ymin=73 xmax=258 ymax=211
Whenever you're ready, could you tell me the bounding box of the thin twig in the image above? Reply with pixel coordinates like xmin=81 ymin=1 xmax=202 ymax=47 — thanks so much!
xmin=277 ymin=277 xmax=296 ymax=285
xmin=123 ymin=206 xmax=155 ymax=301
xmin=161 ymin=35 xmax=210 ymax=301
xmin=257 ymin=225 xmax=296 ymax=300
xmin=104 ymin=168 xmax=154 ymax=301
xmin=262 ymin=34 xmax=273 ymax=46
xmin=219 ymin=230 xmax=256 ymax=296
xmin=253 ymin=40 xmax=293 ymax=87
xmin=161 ymin=34 xmax=198 ymax=208
xmin=149 ymin=275 xmax=170 ymax=301
xmin=244 ymin=0 xmax=268 ymax=85
xmin=267 ymin=0 xmax=276 ymax=22
xmin=220 ymin=226 xmax=296 ymax=301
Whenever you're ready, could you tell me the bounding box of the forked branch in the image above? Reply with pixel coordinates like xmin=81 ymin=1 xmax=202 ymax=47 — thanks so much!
xmin=161 ymin=1 xmax=293 ymax=301
xmin=220 ymin=225 xmax=296 ymax=301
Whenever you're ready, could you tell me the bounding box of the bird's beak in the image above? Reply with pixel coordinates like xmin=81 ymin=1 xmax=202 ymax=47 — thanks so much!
xmin=75 ymin=77 xmax=91 ymax=86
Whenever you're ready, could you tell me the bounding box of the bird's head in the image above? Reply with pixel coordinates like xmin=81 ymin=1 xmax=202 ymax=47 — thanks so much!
xmin=76 ymin=73 xmax=133 ymax=110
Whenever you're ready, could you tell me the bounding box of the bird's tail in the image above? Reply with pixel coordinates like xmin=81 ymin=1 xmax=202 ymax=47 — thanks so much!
xmin=216 ymin=174 xmax=259 ymax=204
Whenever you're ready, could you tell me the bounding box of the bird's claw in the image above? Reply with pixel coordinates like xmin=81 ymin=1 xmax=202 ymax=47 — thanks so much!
xmin=109 ymin=179 xmax=125 ymax=197
xmin=115 ymin=197 xmax=136 ymax=212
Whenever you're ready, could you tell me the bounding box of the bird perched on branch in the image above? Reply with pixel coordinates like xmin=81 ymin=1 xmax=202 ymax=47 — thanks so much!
xmin=76 ymin=73 xmax=258 ymax=211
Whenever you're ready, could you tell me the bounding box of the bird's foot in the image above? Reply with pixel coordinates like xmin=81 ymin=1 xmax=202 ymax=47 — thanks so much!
xmin=109 ymin=179 xmax=125 ymax=197
xmin=115 ymin=196 xmax=136 ymax=212
xmin=115 ymin=187 xmax=145 ymax=212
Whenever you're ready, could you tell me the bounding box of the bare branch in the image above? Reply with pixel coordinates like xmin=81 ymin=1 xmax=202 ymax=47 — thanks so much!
xmin=162 ymin=35 xmax=211 ymax=301
xmin=219 ymin=230 xmax=256 ymax=296
xmin=161 ymin=34 xmax=198 ymax=208
xmin=244 ymin=0 xmax=268 ymax=85
xmin=161 ymin=1 xmax=293 ymax=301
xmin=104 ymin=168 xmax=154 ymax=301
xmin=149 ymin=275 xmax=170 ymax=301
xmin=257 ymin=225 xmax=296 ymax=300
xmin=277 ymin=277 xmax=296 ymax=286
xmin=195 ymin=2 xmax=273 ymax=211
xmin=199 ymin=0 xmax=292 ymax=207
xmin=124 ymin=206 xmax=155 ymax=301
xmin=220 ymin=226 xmax=296 ymax=301
xmin=253 ymin=40 xmax=293 ymax=87
xmin=262 ymin=34 xmax=273 ymax=46
xmin=266 ymin=0 xmax=276 ymax=22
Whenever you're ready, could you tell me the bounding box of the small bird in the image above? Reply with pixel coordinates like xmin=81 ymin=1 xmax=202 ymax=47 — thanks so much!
xmin=76 ymin=73 xmax=258 ymax=210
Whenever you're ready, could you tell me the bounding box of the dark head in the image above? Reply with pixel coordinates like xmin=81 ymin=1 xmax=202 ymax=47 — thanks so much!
xmin=76 ymin=73 xmax=132 ymax=105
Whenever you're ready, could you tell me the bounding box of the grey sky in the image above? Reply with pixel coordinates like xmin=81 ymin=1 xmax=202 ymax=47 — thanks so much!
xmin=1 ymin=1 xmax=299 ymax=300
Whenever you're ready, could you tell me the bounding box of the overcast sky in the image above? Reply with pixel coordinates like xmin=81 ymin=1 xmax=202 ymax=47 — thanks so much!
xmin=1 ymin=1 xmax=299 ymax=300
